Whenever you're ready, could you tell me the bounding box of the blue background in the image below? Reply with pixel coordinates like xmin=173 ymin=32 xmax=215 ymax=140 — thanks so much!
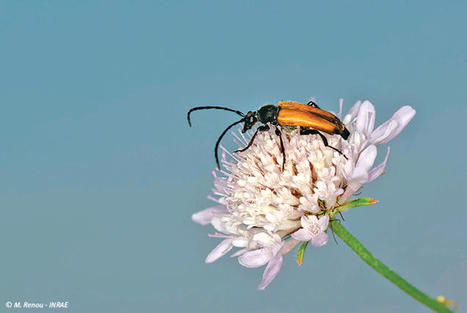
xmin=1 ymin=1 xmax=466 ymax=312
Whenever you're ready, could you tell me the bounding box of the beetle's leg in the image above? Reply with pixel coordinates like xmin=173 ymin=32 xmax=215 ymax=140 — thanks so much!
xmin=300 ymin=128 xmax=348 ymax=160
xmin=274 ymin=127 xmax=286 ymax=171
xmin=306 ymin=100 xmax=320 ymax=108
xmin=234 ymin=124 xmax=270 ymax=153
xmin=338 ymin=211 xmax=345 ymax=221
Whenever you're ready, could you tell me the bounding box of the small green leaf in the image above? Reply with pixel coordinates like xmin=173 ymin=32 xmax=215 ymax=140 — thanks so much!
xmin=331 ymin=197 xmax=378 ymax=217
xmin=296 ymin=241 xmax=309 ymax=265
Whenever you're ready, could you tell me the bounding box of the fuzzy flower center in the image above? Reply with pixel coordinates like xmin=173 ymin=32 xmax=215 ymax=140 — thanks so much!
xmin=214 ymin=126 xmax=349 ymax=238
xmin=308 ymin=223 xmax=321 ymax=236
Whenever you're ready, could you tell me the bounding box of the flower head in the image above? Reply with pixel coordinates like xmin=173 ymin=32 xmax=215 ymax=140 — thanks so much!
xmin=192 ymin=99 xmax=415 ymax=289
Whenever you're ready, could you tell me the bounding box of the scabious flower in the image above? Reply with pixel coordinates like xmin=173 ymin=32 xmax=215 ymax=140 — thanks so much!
xmin=192 ymin=99 xmax=415 ymax=289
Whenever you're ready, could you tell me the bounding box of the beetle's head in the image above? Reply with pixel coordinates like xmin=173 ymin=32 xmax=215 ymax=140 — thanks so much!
xmin=242 ymin=111 xmax=258 ymax=133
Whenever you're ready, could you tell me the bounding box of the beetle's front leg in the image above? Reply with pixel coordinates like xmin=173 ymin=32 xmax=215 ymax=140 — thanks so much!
xmin=234 ymin=124 xmax=270 ymax=153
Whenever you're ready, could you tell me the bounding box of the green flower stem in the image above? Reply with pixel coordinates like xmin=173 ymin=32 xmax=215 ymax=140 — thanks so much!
xmin=332 ymin=220 xmax=453 ymax=313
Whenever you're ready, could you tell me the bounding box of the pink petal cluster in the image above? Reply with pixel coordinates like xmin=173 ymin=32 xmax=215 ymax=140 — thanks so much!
xmin=292 ymin=215 xmax=329 ymax=247
xmin=192 ymin=99 xmax=415 ymax=289
xmin=341 ymin=101 xmax=416 ymax=200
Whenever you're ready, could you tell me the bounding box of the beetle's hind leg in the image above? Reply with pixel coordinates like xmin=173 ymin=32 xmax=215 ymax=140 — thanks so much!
xmin=234 ymin=125 xmax=270 ymax=153
xmin=300 ymin=128 xmax=347 ymax=159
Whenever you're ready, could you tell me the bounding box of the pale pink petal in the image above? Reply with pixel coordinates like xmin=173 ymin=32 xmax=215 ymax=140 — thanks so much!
xmin=355 ymin=100 xmax=375 ymax=136
xmin=253 ymin=232 xmax=276 ymax=247
xmin=356 ymin=145 xmax=377 ymax=171
xmin=336 ymin=188 xmax=344 ymax=197
xmin=210 ymin=216 xmax=228 ymax=233
xmin=192 ymin=206 xmax=227 ymax=225
xmin=368 ymin=147 xmax=391 ymax=182
xmin=318 ymin=215 xmax=329 ymax=230
xmin=350 ymin=145 xmax=377 ymax=183
xmin=291 ymin=228 xmax=312 ymax=241
xmin=238 ymin=248 xmax=272 ymax=268
xmin=258 ymin=256 xmax=283 ymax=290
xmin=347 ymin=100 xmax=362 ymax=120
xmin=230 ymin=248 xmax=248 ymax=258
xmin=369 ymin=120 xmax=398 ymax=145
xmin=232 ymin=237 xmax=249 ymax=247
xmin=302 ymin=214 xmax=318 ymax=226
xmin=370 ymin=106 xmax=416 ymax=145
xmin=205 ymin=239 xmax=233 ymax=263
xmin=349 ymin=167 xmax=369 ymax=184
xmin=311 ymin=232 xmax=328 ymax=247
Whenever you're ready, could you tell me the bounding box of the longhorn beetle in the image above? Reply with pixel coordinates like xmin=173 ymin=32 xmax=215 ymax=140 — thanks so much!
xmin=187 ymin=100 xmax=350 ymax=170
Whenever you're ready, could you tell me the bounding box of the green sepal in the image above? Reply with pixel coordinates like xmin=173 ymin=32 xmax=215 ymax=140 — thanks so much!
xmin=296 ymin=241 xmax=309 ymax=265
xmin=330 ymin=197 xmax=378 ymax=217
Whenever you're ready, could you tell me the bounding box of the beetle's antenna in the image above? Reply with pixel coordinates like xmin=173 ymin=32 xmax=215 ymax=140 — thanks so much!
xmin=214 ymin=118 xmax=245 ymax=169
xmin=187 ymin=106 xmax=245 ymax=127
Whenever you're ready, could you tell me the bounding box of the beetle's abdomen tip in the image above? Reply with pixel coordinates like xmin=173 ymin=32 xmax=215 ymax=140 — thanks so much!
xmin=341 ymin=128 xmax=350 ymax=140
